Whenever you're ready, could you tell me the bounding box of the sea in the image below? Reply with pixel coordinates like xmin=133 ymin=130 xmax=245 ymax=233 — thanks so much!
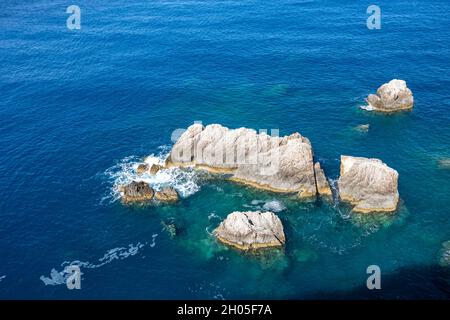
xmin=0 ymin=0 xmax=449 ymax=299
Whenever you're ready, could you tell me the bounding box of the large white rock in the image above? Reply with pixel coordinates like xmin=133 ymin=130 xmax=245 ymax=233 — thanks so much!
xmin=338 ymin=156 xmax=399 ymax=213
xmin=367 ymin=79 xmax=414 ymax=112
xmin=168 ymin=123 xmax=317 ymax=198
xmin=214 ymin=211 xmax=285 ymax=250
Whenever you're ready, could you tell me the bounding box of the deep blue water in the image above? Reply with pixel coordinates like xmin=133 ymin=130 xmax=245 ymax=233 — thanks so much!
xmin=1 ymin=0 xmax=450 ymax=299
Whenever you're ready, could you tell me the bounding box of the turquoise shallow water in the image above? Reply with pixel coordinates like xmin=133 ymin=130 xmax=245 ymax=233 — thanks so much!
xmin=0 ymin=0 xmax=449 ymax=299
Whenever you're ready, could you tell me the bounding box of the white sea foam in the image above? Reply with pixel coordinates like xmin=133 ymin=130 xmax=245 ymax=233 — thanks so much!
xmin=149 ymin=234 xmax=158 ymax=248
xmin=0 ymin=275 xmax=5 ymax=282
xmin=359 ymin=104 xmax=374 ymax=111
xmin=40 ymin=240 xmax=156 ymax=286
xmin=40 ymin=269 xmax=68 ymax=286
xmin=104 ymin=146 xmax=201 ymax=202
xmin=328 ymin=178 xmax=340 ymax=206
xmin=262 ymin=200 xmax=286 ymax=212
xmin=247 ymin=199 xmax=286 ymax=212
xmin=208 ymin=212 xmax=220 ymax=220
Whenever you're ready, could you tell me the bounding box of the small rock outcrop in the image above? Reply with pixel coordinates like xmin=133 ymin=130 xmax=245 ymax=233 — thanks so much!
xmin=150 ymin=164 xmax=162 ymax=175
xmin=136 ymin=164 xmax=149 ymax=174
xmin=214 ymin=211 xmax=285 ymax=250
xmin=366 ymin=79 xmax=414 ymax=112
xmin=154 ymin=187 xmax=179 ymax=202
xmin=338 ymin=156 xmax=399 ymax=213
xmin=168 ymin=123 xmax=317 ymax=198
xmin=121 ymin=181 xmax=154 ymax=203
xmin=314 ymin=162 xmax=332 ymax=197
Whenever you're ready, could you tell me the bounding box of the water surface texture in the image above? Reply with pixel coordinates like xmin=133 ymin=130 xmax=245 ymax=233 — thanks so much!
xmin=1 ymin=0 xmax=450 ymax=299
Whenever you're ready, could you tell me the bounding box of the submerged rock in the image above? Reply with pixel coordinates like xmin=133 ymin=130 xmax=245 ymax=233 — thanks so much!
xmin=366 ymin=79 xmax=414 ymax=112
xmin=136 ymin=163 xmax=149 ymax=174
xmin=338 ymin=156 xmax=399 ymax=213
xmin=293 ymin=248 xmax=318 ymax=263
xmin=314 ymin=162 xmax=332 ymax=197
xmin=214 ymin=211 xmax=285 ymax=250
xmin=154 ymin=187 xmax=179 ymax=202
xmin=161 ymin=221 xmax=177 ymax=238
xmin=121 ymin=181 xmax=154 ymax=203
xmin=439 ymin=241 xmax=450 ymax=267
xmin=354 ymin=124 xmax=370 ymax=133
xmin=168 ymin=123 xmax=317 ymax=198
xmin=438 ymin=158 xmax=450 ymax=169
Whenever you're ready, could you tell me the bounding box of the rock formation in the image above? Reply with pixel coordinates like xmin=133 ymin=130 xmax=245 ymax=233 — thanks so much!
xmin=150 ymin=164 xmax=162 ymax=174
xmin=214 ymin=211 xmax=285 ymax=250
xmin=314 ymin=162 xmax=332 ymax=197
xmin=338 ymin=156 xmax=399 ymax=213
xmin=366 ymin=79 xmax=414 ymax=112
xmin=154 ymin=187 xmax=179 ymax=202
xmin=118 ymin=124 xmax=404 ymax=215
xmin=120 ymin=181 xmax=154 ymax=203
xmin=168 ymin=123 xmax=317 ymax=198
xmin=136 ymin=164 xmax=148 ymax=174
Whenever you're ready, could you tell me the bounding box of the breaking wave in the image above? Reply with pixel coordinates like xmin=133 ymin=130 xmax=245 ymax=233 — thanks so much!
xmin=359 ymin=104 xmax=374 ymax=111
xmin=104 ymin=146 xmax=201 ymax=203
xmin=245 ymin=199 xmax=286 ymax=212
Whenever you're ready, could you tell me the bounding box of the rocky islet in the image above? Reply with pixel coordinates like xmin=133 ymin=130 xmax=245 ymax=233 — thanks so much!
xmin=119 ymin=80 xmax=415 ymax=250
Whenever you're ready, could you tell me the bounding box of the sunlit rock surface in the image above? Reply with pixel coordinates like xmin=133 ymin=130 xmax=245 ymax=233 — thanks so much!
xmin=366 ymin=79 xmax=414 ymax=112
xmin=120 ymin=181 xmax=154 ymax=203
xmin=314 ymin=162 xmax=332 ymax=197
xmin=168 ymin=123 xmax=317 ymax=198
xmin=214 ymin=211 xmax=286 ymax=250
xmin=154 ymin=187 xmax=179 ymax=202
xmin=338 ymin=156 xmax=399 ymax=213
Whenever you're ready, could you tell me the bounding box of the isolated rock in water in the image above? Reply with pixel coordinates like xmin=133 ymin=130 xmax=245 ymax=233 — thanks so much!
xmin=136 ymin=163 xmax=149 ymax=174
xmin=439 ymin=241 xmax=450 ymax=267
xmin=366 ymin=79 xmax=414 ymax=112
xmin=314 ymin=162 xmax=332 ymax=197
xmin=154 ymin=187 xmax=179 ymax=202
xmin=338 ymin=156 xmax=399 ymax=213
xmin=214 ymin=211 xmax=285 ymax=250
xmin=355 ymin=124 xmax=370 ymax=133
xmin=150 ymin=164 xmax=162 ymax=175
xmin=121 ymin=181 xmax=154 ymax=203
xmin=168 ymin=123 xmax=317 ymax=198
